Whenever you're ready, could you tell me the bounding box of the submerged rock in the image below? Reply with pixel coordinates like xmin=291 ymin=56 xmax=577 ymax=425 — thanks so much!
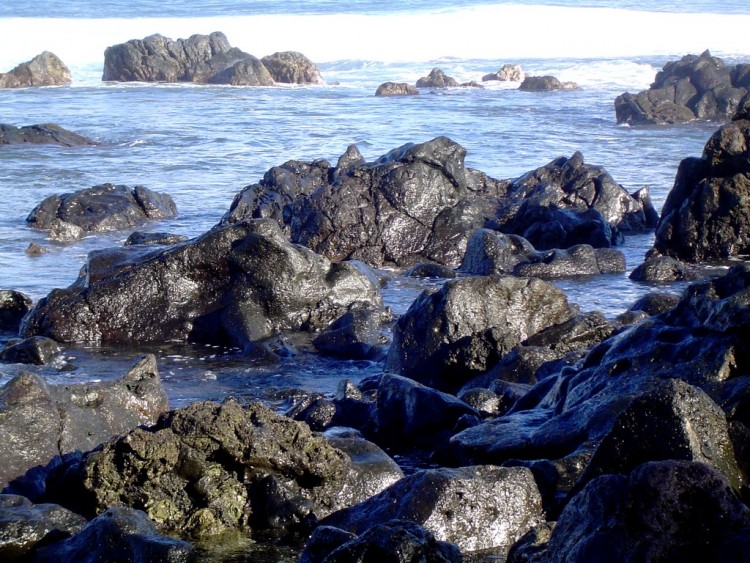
xmin=375 ymin=82 xmax=419 ymax=96
xmin=0 ymin=123 xmax=96 ymax=147
xmin=519 ymin=76 xmax=577 ymax=91
xmin=0 ymin=52 xmax=71 ymax=88
xmin=0 ymin=336 xmax=60 ymax=365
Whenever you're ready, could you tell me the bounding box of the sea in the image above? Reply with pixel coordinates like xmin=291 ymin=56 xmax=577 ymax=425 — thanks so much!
xmin=1 ymin=1 xmax=749 ymax=408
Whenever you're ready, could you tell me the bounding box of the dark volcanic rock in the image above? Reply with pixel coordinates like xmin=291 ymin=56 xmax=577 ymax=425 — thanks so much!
xmin=0 ymin=52 xmax=71 ymax=88
xmin=512 ymin=244 xmax=626 ymax=278
xmin=0 ymin=123 xmax=96 ymax=147
xmin=615 ymin=50 xmax=750 ymax=125
xmin=27 ymin=183 xmax=177 ymax=240
xmin=320 ymin=465 xmax=543 ymax=553
xmin=0 ymin=355 xmax=167 ymax=489
xmin=312 ymin=305 xmax=389 ymax=360
xmin=544 ymin=461 xmax=750 ymax=562
xmin=629 ymin=255 xmax=702 ymax=282
xmin=519 ymin=76 xmax=577 ymax=92
xmin=459 ymin=229 xmax=537 ymax=275
xmin=0 ymin=336 xmax=60 ymax=365
xmin=384 ymin=275 xmax=577 ymax=393
xmin=375 ymin=82 xmax=419 ymax=96
xmin=33 ymin=506 xmax=193 ymax=562
xmin=124 ymin=231 xmax=189 ymax=246
xmin=0 ymin=290 xmax=32 ymax=333
xmin=261 ymin=51 xmax=324 ymax=84
xmin=302 ymin=520 xmax=462 ymax=563
xmin=416 ymin=68 xmax=459 ymax=88
xmin=650 ymin=109 xmax=750 ymax=261
xmin=21 ymin=219 xmax=382 ymax=349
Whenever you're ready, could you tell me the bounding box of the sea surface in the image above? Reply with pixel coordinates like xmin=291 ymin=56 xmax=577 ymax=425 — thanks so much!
xmin=1 ymin=1 xmax=749 ymax=407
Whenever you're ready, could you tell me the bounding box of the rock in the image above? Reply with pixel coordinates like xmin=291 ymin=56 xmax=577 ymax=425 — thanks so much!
xmin=300 ymin=525 xmax=357 ymax=563
xmin=375 ymin=82 xmax=419 ymax=96
xmin=27 ymin=184 xmax=177 ymax=239
xmin=0 ymin=355 xmax=167 ymax=489
xmin=650 ymin=111 xmax=750 ymax=261
xmin=32 ymin=506 xmax=193 ymax=562
xmin=384 ymin=275 xmax=577 ymax=393
xmin=303 ymin=520 xmax=462 ymax=563
xmin=0 ymin=123 xmax=96 ymax=147
xmin=506 ymin=522 xmax=555 ymax=563
xmin=403 ymin=262 xmax=457 ymax=278
xmin=416 ymin=68 xmax=459 ymax=88
xmin=519 ymin=76 xmax=577 ymax=92
xmin=206 ymin=54 xmax=274 ymax=85
xmin=320 ymin=465 xmax=543 ymax=553
xmin=0 ymin=52 xmax=71 ymax=88
xmin=261 ymin=51 xmax=324 ymax=84
xmin=312 ymin=305 xmax=389 ymax=360
xmin=0 ymin=336 xmax=60 ymax=365
xmin=458 ymin=229 xmax=537 ymax=275
xmin=512 ymin=245 xmax=626 ymax=278
xmin=0 ymin=291 xmax=32 ymax=333
xmin=483 ymin=64 xmax=524 ymax=82
xmin=545 ymin=461 xmax=750 ymax=561
xmin=629 ymin=255 xmax=702 ymax=282
xmin=625 ymin=291 xmax=680 ymax=316
xmin=124 ymin=231 xmax=189 ymax=246
xmin=21 ymin=219 xmax=382 ymax=349
xmin=25 ymin=243 xmax=46 ymax=256
xmin=615 ymin=50 xmax=750 ymax=125
xmin=0 ymin=494 xmax=87 ymax=561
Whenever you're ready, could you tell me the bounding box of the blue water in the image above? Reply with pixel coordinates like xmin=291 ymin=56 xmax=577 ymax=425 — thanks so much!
xmin=0 ymin=1 xmax=748 ymax=406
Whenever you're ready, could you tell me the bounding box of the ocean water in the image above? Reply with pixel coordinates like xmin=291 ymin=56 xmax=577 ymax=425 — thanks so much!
xmin=1 ymin=1 xmax=748 ymax=406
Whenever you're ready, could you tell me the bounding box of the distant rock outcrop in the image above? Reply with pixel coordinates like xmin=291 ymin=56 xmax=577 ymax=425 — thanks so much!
xmin=0 ymin=123 xmax=97 ymax=147
xmin=615 ymin=50 xmax=750 ymax=125
xmin=0 ymin=52 xmax=71 ymax=88
xmin=483 ymin=63 xmax=524 ymax=82
xmin=375 ymin=82 xmax=419 ymax=96
xmin=520 ymin=76 xmax=578 ymax=92
xmin=103 ymin=32 xmax=322 ymax=86
xmin=416 ymin=68 xmax=459 ymax=88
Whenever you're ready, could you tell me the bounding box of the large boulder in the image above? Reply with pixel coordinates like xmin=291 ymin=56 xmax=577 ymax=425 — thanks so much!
xmin=0 ymin=291 xmax=32 ymax=334
xmin=0 ymin=124 xmax=96 ymax=147
xmin=483 ymin=64 xmax=524 ymax=82
xmin=0 ymin=355 xmax=168 ymax=489
xmin=384 ymin=275 xmax=577 ymax=393
xmin=375 ymin=82 xmax=419 ymax=96
xmin=27 ymin=183 xmax=177 ymax=241
xmin=519 ymin=76 xmax=577 ymax=92
xmin=415 ymin=68 xmax=459 ymax=88
xmin=261 ymin=51 xmax=324 ymax=84
xmin=615 ymin=50 xmax=750 ymax=125
xmin=650 ymin=108 xmax=750 ymax=261
xmin=320 ymin=465 xmax=543 ymax=553
xmin=21 ymin=219 xmax=382 ymax=349
xmin=0 ymin=52 xmax=71 ymax=88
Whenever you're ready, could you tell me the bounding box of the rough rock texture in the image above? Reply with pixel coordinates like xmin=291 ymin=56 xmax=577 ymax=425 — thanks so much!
xmin=375 ymin=82 xmax=419 ymax=96
xmin=0 ymin=336 xmax=60 ymax=365
xmin=483 ymin=64 xmax=524 ymax=82
xmin=0 ymin=494 xmax=87 ymax=561
xmin=0 ymin=123 xmax=97 ymax=147
xmin=448 ymin=263 xmax=750 ymax=467
xmin=629 ymin=256 xmax=702 ymax=282
xmin=458 ymin=229 xmax=538 ymax=275
xmin=650 ymin=107 xmax=750 ymax=261
xmin=544 ymin=461 xmax=750 ymax=561
xmin=221 ymin=137 xmax=507 ymax=268
xmin=320 ymin=465 xmax=543 ymax=553
xmin=124 ymin=231 xmax=189 ymax=246
xmin=0 ymin=52 xmax=71 ymax=88
xmin=384 ymin=275 xmax=577 ymax=393
xmin=261 ymin=51 xmax=324 ymax=84
xmin=519 ymin=76 xmax=577 ymax=92
xmin=615 ymin=50 xmax=750 ymax=125
xmin=302 ymin=520 xmax=462 ymax=563
xmin=33 ymin=506 xmax=193 ymax=562
xmin=21 ymin=219 xmax=382 ymax=349
xmin=312 ymin=305 xmax=389 ymax=359
xmin=0 ymin=291 xmax=32 ymax=333
xmin=0 ymin=355 xmax=167 ymax=489
xmin=27 ymin=183 xmax=177 ymax=240
xmin=42 ymin=401 xmax=396 ymax=540
xmin=416 ymin=68 xmax=459 ymax=88
xmin=497 ymin=152 xmax=656 ymax=249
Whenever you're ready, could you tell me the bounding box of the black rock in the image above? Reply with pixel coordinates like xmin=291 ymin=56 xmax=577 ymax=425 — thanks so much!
xmin=0 ymin=290 xmax=32 ymax=333
xmin=0 ymin=336 xmax=60 ymax=365
xmin=0 ymin=123 xmax=96 ymax=147
xmin=416 ymin=68 xmax=459 ymax=88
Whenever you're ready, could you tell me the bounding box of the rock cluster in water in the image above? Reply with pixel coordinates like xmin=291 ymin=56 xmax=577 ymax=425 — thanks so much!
xmin=0 ymin=52 xmax=71 ymax=88
xmin=3 ymin=108 xmax=750 ymax=561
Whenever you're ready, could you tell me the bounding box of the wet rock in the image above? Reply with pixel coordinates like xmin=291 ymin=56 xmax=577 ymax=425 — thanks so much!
xmin=0 ymin=336 xmax=60 ymax=365
xmin=304 ymin=520 xmax=462 ymax=563
xmin=545 ymin=461 xmax=750 ymax=561
xmin=27 ymin=183 xmax=177 ymax=240
xmin=320 ymin=465 xmax=543 ymax=553
xmin=458 ymin=229 xmax=537 ymax=275
xmin=416 ymin=68 xmax=459 ymax=88
xmin=0 ymin=494 xmax=87 ymax=561
xmin=33 ymin=506 xmax=193 ymax=562
xmin=0 ymin=52 xmax=71 ymax=88
xmin=125 ymin=231 xmax=189 ymax=246
xmin=312 ymin=305 xmax=389 ymax=360
xmin=615 ymin=50 xmax=750 ymax=125
xmin=506 ymin=522 xmax=555 ymax=563
xmin=261 ymin=51 xmax=324 ymax=84
xmin=0 ymin=355 xmax=168 ymax=489
xmin=457 ymin=387 xmax=508 ymax=418
xmin=0 ymin=290 xmax=32 ymax=333
xmin=629 ymin=255 xmax=702 ymax=282
xmin=512 ymin=245 xmax=626 ymax=278
xmin=483 ymin=63 xmax=524 ymax=82
xmin=206 ymin=55 xmax=274 ymax=86
xmin=375 ymin=82 xmax=419 ymax=96
xmin=300 ymin=525 xmax=357 ymax=563
xmin=25 ymin=243 xmax=46 ymax=256
xmin=21 ymin=219 xmax=382 ymax=349
xmin=519 ymin=76 xmax=577 ymax=91
xmin=626 ymin=291 xmax=680 ymax=316
xmin=650 ymin=108 xmax=750 ymax=261
xmin=384 ymin=275 xmax=577 ymax=393
xmin=404 ymin=262 xmax=457 ymax=278
xmin=0 ymin=123 xmax=96 ymax=147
